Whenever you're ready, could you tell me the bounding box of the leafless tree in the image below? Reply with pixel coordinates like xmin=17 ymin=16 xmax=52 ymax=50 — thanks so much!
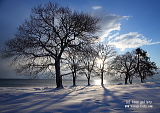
xmin=0 ymin=2 xmax=100 ymax=88
xmin=64 ymin=46 xmax=84 ymax=86
xmin=79 ymin=43 xmax=99 ymax=85
xmin=95 ymin=43 xmax=117 ymax=85
xmin=110 ymin=48 xmax=158 ymax=84
xmin=135 ymin=48 xmax=158 ymax=83
xmin=109 ymin=51 xmax=136 ymax=84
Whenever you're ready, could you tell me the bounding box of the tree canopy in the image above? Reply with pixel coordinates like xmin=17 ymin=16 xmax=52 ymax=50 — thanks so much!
xmin=0 ymin=2 xmax=100 ymax=88
xmin=110 ymin=48 xmax=158 ymax=84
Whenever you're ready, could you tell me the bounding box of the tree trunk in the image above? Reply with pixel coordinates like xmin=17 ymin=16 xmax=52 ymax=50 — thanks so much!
xmin=73 ymin=76 xmax=76 ymax=86
xmin=137 ymin=54 xmax=143 ymax=83
xmin=86 ymin=70 xmax=91 ymax=86
xmin=101 ymin=73 xmax=103 ymax=85
xmin=101 ymin=63 xmax=105 ymax=86
xmin=125 ymin=74 xmax=128 ymax=84
xmin=87 ymin=76 xmax=90 ymax=86
xmin=129 ymin=75 xmax=132 ymax=84
xmin=55 ymin=59 xmax=63 ymax=88
xmin=129 ymin=79 xmax=132 ymax=84
xmin=72 ymin=72 xmax=76 ymax=86
xmin=141 ymin=76 xmax=144 ymax=83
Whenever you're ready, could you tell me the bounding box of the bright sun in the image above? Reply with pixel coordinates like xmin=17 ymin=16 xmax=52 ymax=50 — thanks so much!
xmin=96 ymin=59 xmax=103 ymax=65
xmin=94 ymin=80 xmax=107 ymax=85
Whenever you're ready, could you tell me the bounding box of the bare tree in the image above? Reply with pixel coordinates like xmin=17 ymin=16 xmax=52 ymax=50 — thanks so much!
xmin=64 ymin=46 xmax=83 ymax=86
xmin=95 ymin=43 xmax=116 ymax=85
xmin=0 ymin=2 xmax=100 ymax=88
xmin=110 ymin=48 xmax=158 ymax=84
xmin=79 ymin=43 xmax=98 ymax=85
xmin=109 ymin=51 xmax=136 ymax=84
xmin=135 ymin=48 xmax=158 ymax=83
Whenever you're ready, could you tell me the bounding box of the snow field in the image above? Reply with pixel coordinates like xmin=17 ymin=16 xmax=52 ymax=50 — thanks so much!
xmin=0 ymin=82 xmax=160 ymax=113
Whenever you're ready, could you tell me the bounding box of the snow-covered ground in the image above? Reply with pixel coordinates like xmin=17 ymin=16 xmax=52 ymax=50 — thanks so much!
xmin=0 ymin=82 xmax=160 ymax=113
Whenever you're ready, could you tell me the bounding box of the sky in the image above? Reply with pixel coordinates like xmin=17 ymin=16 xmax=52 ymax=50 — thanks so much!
xmin=0 ymin=0 xmax=160 ymax=78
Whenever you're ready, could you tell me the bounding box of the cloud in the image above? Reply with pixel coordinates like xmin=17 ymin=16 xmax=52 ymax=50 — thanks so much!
xmin=108 ymin=32 xmax=119 ymax=40
xmin=92 ymin=6 xmax=102 ymax=10
xmin=92 ymin=11 xmax=160 ymax=50
xmin=108 ymin=32 xmax=160 ymax=51
xmin=97 ymin=14 xmax=129 ymax=42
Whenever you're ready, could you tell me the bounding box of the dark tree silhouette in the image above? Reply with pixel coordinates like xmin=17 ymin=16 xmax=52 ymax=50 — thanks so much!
xmin=80 ymin=43 xmax=99 ymax=85
xmin=95 ymin=43 xmax=116 ymax=85
xmin=110 ymin=48 xmax=158 ymax=84
xmin=135 ymin=48 xmax=158 ymax=83
xmin=110 ymin=51 xmax=136 ymax=84
xmin=65 ymin=46 xmax=83 ymax=86
xmin=0 ymin=2 xmax=100 ymax=88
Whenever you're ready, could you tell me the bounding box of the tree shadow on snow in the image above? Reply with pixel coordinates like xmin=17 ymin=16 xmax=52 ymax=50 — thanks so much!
xmin=101 ymin=85 xmax=134 ymax=113
xmin=59 ymin=85 xmax=135 ymax=113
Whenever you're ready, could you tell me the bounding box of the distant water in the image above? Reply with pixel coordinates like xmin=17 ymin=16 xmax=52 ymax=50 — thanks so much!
xmin=0 ymin=79 xmax=117 ymax=87
xmin=0 ymin=73 xmax=160 ymax=87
